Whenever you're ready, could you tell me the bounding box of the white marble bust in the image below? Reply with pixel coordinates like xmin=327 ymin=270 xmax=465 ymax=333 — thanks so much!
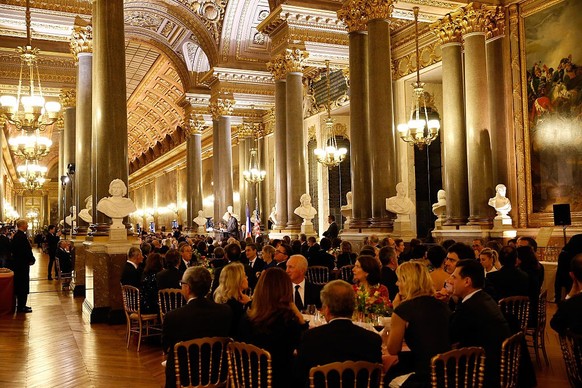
xmin=78 ymin=195 xmax=93 ymax=223
xmin=432 ymin=190 xmax=447 ymax=218
xmin=96 ymin=179 xmax=137 ymax=221
xmin=223 ymin=205 xmax=239 ymax=222
xmin=341 ymin=191 xmax=353 ymax=226
xmin=269 ymin=205 xmax=277 ymax=225
xmin=193 ymin=210 xmax=207 ymax=227
xmin=386 ymin=182 xmax=415 ymax=216
xmin=488 ymin=184 xmax=512 ymax=219
xmin=65 ymin=205 xmax=77 ymax=227
xmin=294 ymin=193 xmax=317 ymax=225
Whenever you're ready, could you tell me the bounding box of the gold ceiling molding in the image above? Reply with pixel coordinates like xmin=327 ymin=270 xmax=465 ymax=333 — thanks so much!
xmin=70 ymin=17 xmax=92 ymax=60
xmin=0 ymin=0 xmax=91 ymax=14
xmin=175 ymin=0 xmax=226 ymax=45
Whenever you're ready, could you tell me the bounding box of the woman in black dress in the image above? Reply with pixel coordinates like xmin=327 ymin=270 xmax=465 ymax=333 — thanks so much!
xmin=213 ymin=262 xmax=251 ymax=335
xmin=140 ymin=253 xmax=163 ymax=314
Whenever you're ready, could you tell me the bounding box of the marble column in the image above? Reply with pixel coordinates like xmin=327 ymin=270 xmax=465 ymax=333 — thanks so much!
xmin=186 ymin=119 xmax=203 ymax=228
xmin=91 ymin=0 xmax=129 ymax=227
xmin=238 ymin=136 xmax=249 ymax=219
xmin=285 ymin=67 xmax=307 ymax=230
xmin=463 ymin=19 xmax=494 ymax=225
xmin=210 ymin=99 xmax=234 ymax=224
xmin=434 ymin=16 xmax=469 ymax=226
xmin=257 ymin=135 xmax=268 ymax=227
xmin=367 ymin=13 xmax=396 ymax=228
xmin=0 ymin=134 xmax=3 ymax=220
xmin=272 ymin=75 xmax=287 ymax=229
xmin=58 ymin=127 xmax=65 ymax=226
xmin=42 ymin=193 xmax=49 ymax=227
xmin=60 ymin=90 xmax=76 ymax=229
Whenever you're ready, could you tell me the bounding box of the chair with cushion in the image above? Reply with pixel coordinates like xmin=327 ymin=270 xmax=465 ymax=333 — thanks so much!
xmin=525 ymin=290 xmax=549 ymax=367
xmin=500 ymin=332 xmax=523 ymax=388
xmin=430 ymin=347 xmax=485 ymax=388
xmin=307 ymin=266 xmax=330 ymax=286
xmin=339 ymin=265 xmax=354 ymax=284
xmin=309 ymin=360 xmax=384 ymax=388
xmin=227 ymin=341 xmax=272 ymax=388
xmin=173 ymin=337 xmax=231 ymax=388
xmin=158 ymin=288 xmax=186 ymax=323
xmin=121 ymin=285 xmax=161 ymax=352
xmin=559 ymin=330 xmax=582 ymax=387
xmin=498 ymin=296 xmax=530 ymax=333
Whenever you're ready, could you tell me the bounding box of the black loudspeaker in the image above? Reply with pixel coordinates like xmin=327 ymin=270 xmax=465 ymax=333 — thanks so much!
xmin=553 ymin=204 xmax=571 ymax=226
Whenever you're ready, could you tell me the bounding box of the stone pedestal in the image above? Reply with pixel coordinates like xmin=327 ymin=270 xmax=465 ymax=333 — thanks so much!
xmin=392 ymin=216 xmax=416 ymax=240
xmin=109 ymin=227 xmax=127 ymax=241
xmin=341 ymin=208 xmax=352 ymax=228
xmin=300 ymin=223 xmax=317 ymax=237
xmin=71 ymin=236 xmax=87 ymax=297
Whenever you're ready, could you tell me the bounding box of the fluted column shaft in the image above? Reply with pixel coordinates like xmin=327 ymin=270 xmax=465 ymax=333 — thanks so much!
xmin=186 ymin=131 xmax=203 ymax=227
xmin=238 ymin=137 xmax=249 ymax=217
xmin=0 ymin=133 xmax=4 ymax=220
xmin=486 ymin=35 xmax=506 ymax=188
xmin=274 ymin=80 xmax=288 ymax=228
xmin=76 ymin=52 xmax=93 ymax=230
xmin=42 ymin=194 xmax=49 ymax=227
xmin=63 ymin=106 xmax=76 ymax=223
xmin=213 ymin=116 xmax=234 ymax=223
xmin=285 ymin=71 xmax=306 ymax=229
xmin=92 ymin=0 xmax=128 ymax=226
xmin=258 ymin=136 xmax=268 ymax=227
xmin=464 ymin=32 xmax=493 ymax=225
xmin=441 ymin=43 xmax=469 ymax=225
xmin=58 ymin=129 xmax=65 ymax=224
xmin=368 ymin=18 xmax=396 ymax=228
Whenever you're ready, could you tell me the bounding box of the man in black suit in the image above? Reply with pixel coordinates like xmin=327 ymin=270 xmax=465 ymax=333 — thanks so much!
xmin=274 ymin=243 xmax=292 ymax=270
xmin=322 ymin=215 xmax=339 ymax=239
xmin=308 ymin=237 xmax=335 ymax=271
xmin=46 ymin=225 xmax=60 ymax=280
xmin=120 ymin=247 xmax=143 ymax=288
xmin=0 ymin=226 xmax=10 ymax=268
xmin=485 ymin=246 xmax=529 ymax=302
xmin=245 ymin=243 xmax=264 ymax=290
xmin=11 ymin=220 xmax=36 ymax=313
xmin=551 ymin=253 xmax=582 ymax=335
xmin=225 ymin=212 xmax=239 ymax=240
xmin=162 ymin=266 xmax=232 ymax=388
xmin=449 ymin=259 xmax=511 ymax=388
xmin=211 ymin=243 xmax=253 ymax=294
xmin=156 ymin=249 xmax=181 ymax=289
xmin=295 ymin=279 xmax=382 ymax=385
xmin=286 ymin=255 xmax=322 ymax=310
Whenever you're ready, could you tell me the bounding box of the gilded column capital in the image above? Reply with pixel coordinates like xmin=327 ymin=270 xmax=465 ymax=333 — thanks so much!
xmin=187 ymin=114 xmax=205 ymax=136
xmin=209 ymin=98 xmax=235 ymax=120
xmin=283 ymin=49 xmax=308 ymax=73
xmin=487 ymin=6 xmax=505 ymax=40
xmin=267 ymin=55 xmax=287 ymax=81
xmin=70 ymin=17 xmax=93 ymax=61
xmin=59 ymin=89 xmax=76 ymax=108
xmin=459 ymin=2 xmax=491 ymax=35
xmin=366 ymin=0 xmax=396 ymax=21
xmin=432 ymin=13 xmax=463 ymax=45
xmin=337 ymin=0 xmax=368 ymax=33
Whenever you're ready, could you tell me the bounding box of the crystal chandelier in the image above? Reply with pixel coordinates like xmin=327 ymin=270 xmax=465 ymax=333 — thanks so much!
xmin=397 ymin=7 xmax=440 ymax=150
xmin=17 ymin=160 xmax=47 ymax=191
xmin=0 ymin=0 xmax=59 ymax=161
xmin=314 ymin=60 xmax=347 ymax=168
xmin=243 ymin=148 xmax=266 ymax=184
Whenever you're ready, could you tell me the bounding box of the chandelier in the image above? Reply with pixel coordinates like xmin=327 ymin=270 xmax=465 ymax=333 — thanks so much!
xmin=0 ymin=0 xmax=59 ymax=161
xmin=397 ymin=7 xmax=440 ymax=150
xmin=17 ymin=160 xmax=47 ymax=191
xmin=243 ymin=148 xmax=266 ymax=184
xmin=314 ymin=60 xmax=347 ymax=168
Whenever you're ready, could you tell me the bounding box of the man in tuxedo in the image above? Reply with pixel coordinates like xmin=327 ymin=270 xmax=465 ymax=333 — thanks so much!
xmin=156 ymin=249 xmax=181 ymax=289
xmin=11 ymin=220 xmax=36 ymax=313
xmin=162 ymin=266 xmax=232 ymax=388
xmin=46 ymin=225 xmax=60 ymax=280
xmin=286 ymin=255 xmax=321 ymax=310
xmin=295 ymin=280 xmax=382 ymax=385
xmin=309 ymin=237 xmax=335 ymax=271
xmin=178 ymin=243 xmax=193 ymax=272
xmin=322 ymin=215 xmax=339 ymax=239
xmin=225 ymin=212 xmax=239 ymax=240
xmin=485 ymin=246 xmax=529 ymax=302
xmin=449 ymin=259 xmax=510 ymax=388
xmin=120 ymin=247 xmax=143 ymax=288
xmin=274 ymin=243 xmax=292 ymax=270
xmin=551 ymin=253 xmax=582 ymax=335
xmin=245 ymin=243 xmax=264 ymax=290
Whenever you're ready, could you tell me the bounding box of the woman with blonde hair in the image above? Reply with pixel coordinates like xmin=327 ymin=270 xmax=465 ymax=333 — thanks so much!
xmin=386 ymin=262 xmax=451 ymax=387
xmin=213 ymin=262 xmax=251 ymax=334
xmin=479 ymin=247 xmax=500 ymax=276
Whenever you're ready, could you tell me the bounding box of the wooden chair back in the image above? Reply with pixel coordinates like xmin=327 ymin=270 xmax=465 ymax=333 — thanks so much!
xmin=227 ymin=341 xmax=272 ymax=388
xmin=500 ymin=332 xmax=523 ymax=388
xmin=309 ymin=360 xmax=384 ymax=388
xmin=159 ymin=288 xmax=186 ymax=323
xmin=498 ymin=296 xmax=530 ymax=333
xmin=121 ymin=284 xmax=161 ymax=351
xmin=431 ymin=347 xmax=485 ymax=388
xmin=559 ymin=330 xmax=582 ymax=387
xmin=526 ymin=289 xmax=549 ymax=367
xmin=340 ymin=265 xmax=355 ymax=284
xmin=121 ymin=284 xmax=141 ymax=315
xmin=173 ymin=337 xmax=231 ymax=388
xmin=307 ymin=266 xmax=330 ymax=286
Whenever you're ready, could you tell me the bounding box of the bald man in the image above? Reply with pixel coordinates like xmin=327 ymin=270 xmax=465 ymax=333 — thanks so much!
xmin=286 ymin=254 xmax=321 ymax=310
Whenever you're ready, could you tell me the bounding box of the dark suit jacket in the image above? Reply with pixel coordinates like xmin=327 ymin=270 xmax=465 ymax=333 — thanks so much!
xmin=10 ymin=230 xmax=35 ymax=296
xmin=303 ymin=281 xmax=322 ymax=308
xmin=226 ymin=217 xmax=239 ymax=239
xmin=248 ymin=257 xmax=266 ymax=290
xmin=323 ymin=222 xmax=339 ymax=239
xmin=484 ymin=266 xmax=529 ymax=302
xmin=550 ymin=293 xmax=582 ymax=335
xmin=380 ymin=266 xmax=399 ymax=302
xmin=295 ymin=318 xmax=382 ymax=386
xmin=211 ymin=261 xmax=254 ymax=294
xmin=163 ymin=297 xmax=232 ymax=388
xmin=46 ymin=232 xmax=60 ymax=258
xmin=120 ymin=262 xmax=141 ymax=288
xmin=276 ymin=260 xmax=287 ymax=270
xmin=309 ymin=250 xmax=335 ymax=271
xmin=156 ymin=267 xmax=181 ymax=290
xmin=450 ymin=290 xmax=511 ymax=388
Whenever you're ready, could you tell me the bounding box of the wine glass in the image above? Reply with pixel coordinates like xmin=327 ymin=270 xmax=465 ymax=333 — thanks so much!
xmin=373 ymin=315 xmax=385 ymax=333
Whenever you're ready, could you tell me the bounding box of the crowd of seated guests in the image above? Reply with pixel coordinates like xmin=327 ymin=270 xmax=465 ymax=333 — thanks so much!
xmin=116 ymin=227 xmax=582 ymax=388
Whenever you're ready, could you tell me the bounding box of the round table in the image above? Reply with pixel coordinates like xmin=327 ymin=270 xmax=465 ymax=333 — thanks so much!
xmin=0 ymin=270 xmax=15 ymax=315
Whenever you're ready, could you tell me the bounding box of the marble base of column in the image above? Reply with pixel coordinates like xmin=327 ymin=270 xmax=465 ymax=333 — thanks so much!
xmin=467 ymin=216 xmax=493 ymax=227
xmin=350 ymin=217 xmax=374 ymax=229
xmin=370 ymin=216 xmax=394 ymax=229
xmin=443 ymin=217 xmax=466 ymax=227
xmin=89 ymin=223 xmax=110 ymax=236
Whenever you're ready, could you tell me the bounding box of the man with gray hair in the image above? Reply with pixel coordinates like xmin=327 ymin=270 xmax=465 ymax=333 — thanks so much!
xmin=162 ymin=266 xmax=232 ymax=388
xmin=295 ymin=280 xmax=382 ymax=384
xmin=286 ymin=254 xmax=321 ymax=310
xmin=120 ymin=246 xmax=143 ymax=288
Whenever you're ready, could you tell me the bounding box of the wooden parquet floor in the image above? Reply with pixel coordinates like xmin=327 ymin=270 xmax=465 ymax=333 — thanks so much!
xmin=0 ymin=248 xmax=572 ymax=387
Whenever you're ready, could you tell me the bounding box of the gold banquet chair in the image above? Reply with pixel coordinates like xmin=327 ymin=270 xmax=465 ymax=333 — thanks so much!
xmin=559 ymin=330 xmax=582 ymax=387
xmin=498 ymin=296 xmax=530 ymax=333
xmin=339 ymin=265 xmax=355 ymax=284
xmin=158 ymin=288 xmax=187 ymax=323
xmin=173 ymin=337 xmax=231 ymax=388
xmin=430 ymin=347 xmax=486 ymax=388
xmin=500 ymin=332 xmax=523 ymax=388
xmin=526 ymin=290 xmax=549 ymax=367
xmin=227 ymin=341 xmax=272 ymax=388
xmin=121 ymin=285 xmax=161 ymax=352
xmin=307 ymin=266 xmax=330 ymax=286
xmin=309 ymin=360 xmax=384 ymax=388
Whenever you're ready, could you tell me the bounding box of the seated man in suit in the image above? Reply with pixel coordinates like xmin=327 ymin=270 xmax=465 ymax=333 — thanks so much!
xmin=485 ymin=246 xmax=529 ymax=302
xmin=308 ymin=237 xmax=335 ymax=271
xmin=162 ymin=266 xmax=232 ymax=388
xmin=449 ymin=259 xmax=511 ymax=388
xmin=286 ymin=255 xmax=322 ymax=310
xmin=156 ymin=249 xmax=181 ymax=290
xmin=295 ymin=280 xmax=382 ymax=385
xmin=245 ymin=243 xmax=265 ymax=290
xmin=551 ymin=253 xmax=582 ymax=335
xmin=120 ymin=247 xmax=143 ymax=288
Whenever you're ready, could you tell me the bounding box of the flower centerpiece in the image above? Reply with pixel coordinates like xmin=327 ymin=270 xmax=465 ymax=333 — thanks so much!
xmin=354 ymin=284 xmax=393 ymax=318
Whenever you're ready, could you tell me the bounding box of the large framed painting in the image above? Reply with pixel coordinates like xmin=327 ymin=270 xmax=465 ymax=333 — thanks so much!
xmin=520 ymin=0 xmax=582 ymax=226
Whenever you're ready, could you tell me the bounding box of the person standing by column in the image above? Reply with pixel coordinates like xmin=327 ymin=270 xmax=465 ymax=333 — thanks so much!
xmin=11 ymin=220 xmax=36 ymax=313
xmin=46 ymin=225 xmax=60 ymax=280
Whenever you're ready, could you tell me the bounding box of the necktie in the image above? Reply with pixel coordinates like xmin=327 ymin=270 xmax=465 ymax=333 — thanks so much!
xmin=294 ymin=284 xmax=304 ymax=311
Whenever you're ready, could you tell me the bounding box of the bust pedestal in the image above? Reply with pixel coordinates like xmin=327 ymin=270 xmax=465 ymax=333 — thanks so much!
xmin=392 ymin=214 xmax=415 ymax=240
xmin=341 ymin=207 xmax=352 ymax=229
xmin=109 ymin=218 xmax=127 ymax=241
